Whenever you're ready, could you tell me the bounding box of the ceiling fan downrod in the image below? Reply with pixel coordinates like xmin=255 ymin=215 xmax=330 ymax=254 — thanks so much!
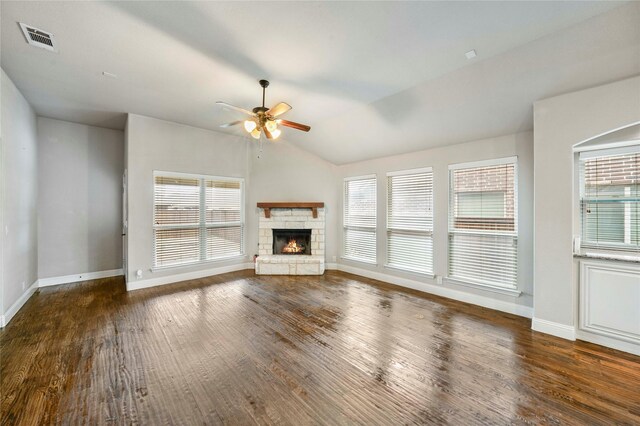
xmin=260 ymin=79 xmax=269 ymax=108
xmin=252 ymin=79 xmax=270 ymax=115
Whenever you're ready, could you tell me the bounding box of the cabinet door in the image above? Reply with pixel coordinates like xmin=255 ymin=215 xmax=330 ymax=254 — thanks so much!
xmin=580 ymin=260 xmax=640 ymax=344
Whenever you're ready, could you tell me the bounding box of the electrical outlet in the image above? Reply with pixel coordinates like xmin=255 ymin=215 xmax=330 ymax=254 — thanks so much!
xmin=21 ymin=281 xmax=26 ymax=291
xmin=332 ymin=256 xmax=337 ymax=262
xmin=436 ymin=276 xmax=443 ymax=285
xmin=136 ymin=269 xmax=143 ymax=279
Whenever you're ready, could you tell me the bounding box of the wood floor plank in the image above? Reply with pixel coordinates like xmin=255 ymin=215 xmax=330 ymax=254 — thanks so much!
xmin=1 ymin=270 xmax=639 ymax=425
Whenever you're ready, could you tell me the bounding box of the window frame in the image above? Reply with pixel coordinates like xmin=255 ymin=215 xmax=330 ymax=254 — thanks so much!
xmin=577 ymin=145 xmax=640 ymax=258
xmin=342 ymin=174 xmax=377 ymax=264
xmin=446 ymin=156 xmax=520 ymax=295
xmin=385 ymin=167 xmax=434 ymax=276
xmin=152 ymin=171 xmax=245 ymax=270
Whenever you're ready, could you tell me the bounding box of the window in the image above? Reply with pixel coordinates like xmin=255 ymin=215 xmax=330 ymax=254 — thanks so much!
xmin=457 ymin=191 xmax=505 ymax=218
xmin=343 ymin=175 xmax=377 ymax=263
xmin=386 ymin=168 xmax=433 ymax=274
xmin=154 ymin=172 xmax=243 ymax=268
xmin=448 ymin=158 xmax=518 ymax=289
xmin=579 ymin=146 xmax=640 ymax=255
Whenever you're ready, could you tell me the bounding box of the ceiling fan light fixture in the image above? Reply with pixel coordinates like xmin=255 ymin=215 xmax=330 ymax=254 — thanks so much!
xmin=265 ymin=119 xmax=277 ymax=132
xmin=244 ymin=120 xmax=257 ymax=133
xmin=217 ymin=79 xmax=310 ymax=148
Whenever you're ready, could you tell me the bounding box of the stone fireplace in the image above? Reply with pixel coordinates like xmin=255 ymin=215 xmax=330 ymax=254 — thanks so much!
xmin=255 ymin=203 xmax=325 ymax=275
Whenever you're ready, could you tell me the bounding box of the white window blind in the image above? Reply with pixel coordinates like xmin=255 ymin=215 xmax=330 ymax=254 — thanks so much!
xmin=579 ymin=146 xmax=640 ymax=255
xmin=154 ymin=176 xmax=201 ymax=266
xmin=205 ymin=179 xmax=243 ymax=260
xmin=448 ymin=158 xmax=518 ymax=288
xmin=344 ymin=175 xmax=377 ymax=263
xmin=154 ymin=173 xmax=243 ymax=268
xmin=387 ymin=168 xmax=433 ymax=274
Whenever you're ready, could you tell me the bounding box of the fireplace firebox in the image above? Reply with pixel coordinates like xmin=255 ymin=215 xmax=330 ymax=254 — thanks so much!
xmin=272 ymin=229 xmax=311 ymax=255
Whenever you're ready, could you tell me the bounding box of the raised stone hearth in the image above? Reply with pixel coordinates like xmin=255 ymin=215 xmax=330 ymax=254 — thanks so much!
xmin=256 ymin=205 xmax=325 ymax=275
xmin=255 ymin=255 xmax=325 ymax=275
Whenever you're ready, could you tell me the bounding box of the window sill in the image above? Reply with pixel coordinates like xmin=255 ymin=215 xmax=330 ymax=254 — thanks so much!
xmin=340 ymin=256 xmax=377 ymax=266
xmin=443 ymin=277 xmax=521 ymax=297
xmin=152 ymin=254 xmax=247 ymax=272
xmin=574 ymin=252 xmax=640 ymax=264
xmin=383 ymin=264 xmax=434 ymax=279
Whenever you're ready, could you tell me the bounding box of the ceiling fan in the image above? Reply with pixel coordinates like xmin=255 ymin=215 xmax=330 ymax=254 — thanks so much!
xmin=216 ymin=79 xmax=311 ymax=140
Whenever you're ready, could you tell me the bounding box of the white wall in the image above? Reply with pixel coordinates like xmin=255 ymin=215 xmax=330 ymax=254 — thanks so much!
xmin=125 ymin=114 xmax=251 ymax=288
xmin=247 ymin=141 xmax=339 ymax=263
xmin=337 ymin=132 xmax=534 ymax=315
xmin=533 ymin=75 xmax=640 ymax=332
xmin=37 ymin=117 xmax=124 ymax=279
xmin=1 ymin=68 xmax=38 ymax=320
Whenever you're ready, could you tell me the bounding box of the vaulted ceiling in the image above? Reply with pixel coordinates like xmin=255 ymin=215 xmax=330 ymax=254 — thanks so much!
xmin=2 ymin=1 xmax=639 ymax=164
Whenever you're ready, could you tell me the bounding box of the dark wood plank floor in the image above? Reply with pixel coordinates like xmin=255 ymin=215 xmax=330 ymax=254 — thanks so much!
xmin=1 ymin=270 xmax=639 ymax=425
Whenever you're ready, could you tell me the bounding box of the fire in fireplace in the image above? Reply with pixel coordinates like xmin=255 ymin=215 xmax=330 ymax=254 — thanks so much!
xmin=273 ymin=229 xmax=311 ymax=255
xmin=282 ymin=239 xmax=304 ymax=254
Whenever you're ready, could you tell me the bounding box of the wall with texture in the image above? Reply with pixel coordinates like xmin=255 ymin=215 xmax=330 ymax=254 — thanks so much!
xmin=1 ymin=68 xmax=38 ymax=317
xmin=37 ymin=117 xmax=124 ymax=278
xmin=533 ymin=75 xmax=640 ymax=329
xmin=125 ymin=114 xmax=251 ymax=287
xmin=247 ymin=142 xmax=339 ymax=264
xmin=337 ymin=132 xmax=534 ymax=313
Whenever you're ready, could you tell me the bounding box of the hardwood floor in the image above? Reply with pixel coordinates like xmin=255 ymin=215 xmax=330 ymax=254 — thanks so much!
xmin=1 ymin=270 xmax=639 ymax=425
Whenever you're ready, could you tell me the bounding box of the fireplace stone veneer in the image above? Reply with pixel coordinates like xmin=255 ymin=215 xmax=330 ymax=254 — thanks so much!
xmin=256 ymin=207 xmax=325 ymax=275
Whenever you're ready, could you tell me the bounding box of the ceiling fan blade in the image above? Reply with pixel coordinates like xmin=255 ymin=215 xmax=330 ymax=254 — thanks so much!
xmin=267 ymin=102 xmax=292 ymax=117
xmin=263 ymin=127 xmax=274 ymax=139
xmin=216 ymin=101 xmax=256 ymax=117
xmin=278 ymin=119 xmax=311 ymax=132
xmin=219 ymin=121 xmax=242 ymax=128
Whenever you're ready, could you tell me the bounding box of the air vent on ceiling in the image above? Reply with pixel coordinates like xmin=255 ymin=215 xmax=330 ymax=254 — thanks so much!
xmin=19 ymin=22 xmax=57 ymax=52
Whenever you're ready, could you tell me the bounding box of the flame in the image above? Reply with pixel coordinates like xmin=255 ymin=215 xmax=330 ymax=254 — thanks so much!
xmin=282 ymin=238 xmax=304 ymax=254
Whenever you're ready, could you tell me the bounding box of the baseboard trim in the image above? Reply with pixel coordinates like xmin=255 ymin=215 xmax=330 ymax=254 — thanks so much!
xmin=1 ymin=280 xmax=39 ymax=328
xmin=336 ymin=264 xmax=533 ymax=319
xmin=576 ymin=330 xmax=640 ymax=356
xmin=38 ymin=269 xmax=124 ymax=287
xmin=532 ymin=317 xmax=576 ymax=341
xmin=127 ymin=262 xmax=255 ymax=291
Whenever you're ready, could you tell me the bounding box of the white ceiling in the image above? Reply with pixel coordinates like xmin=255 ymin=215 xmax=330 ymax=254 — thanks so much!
xmin=1 ymin=1 xmax=639 ymax=164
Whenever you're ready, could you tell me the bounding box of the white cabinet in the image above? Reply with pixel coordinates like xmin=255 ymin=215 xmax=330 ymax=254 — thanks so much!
xmin=579 ymin=260 xmax=640 ymax=353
